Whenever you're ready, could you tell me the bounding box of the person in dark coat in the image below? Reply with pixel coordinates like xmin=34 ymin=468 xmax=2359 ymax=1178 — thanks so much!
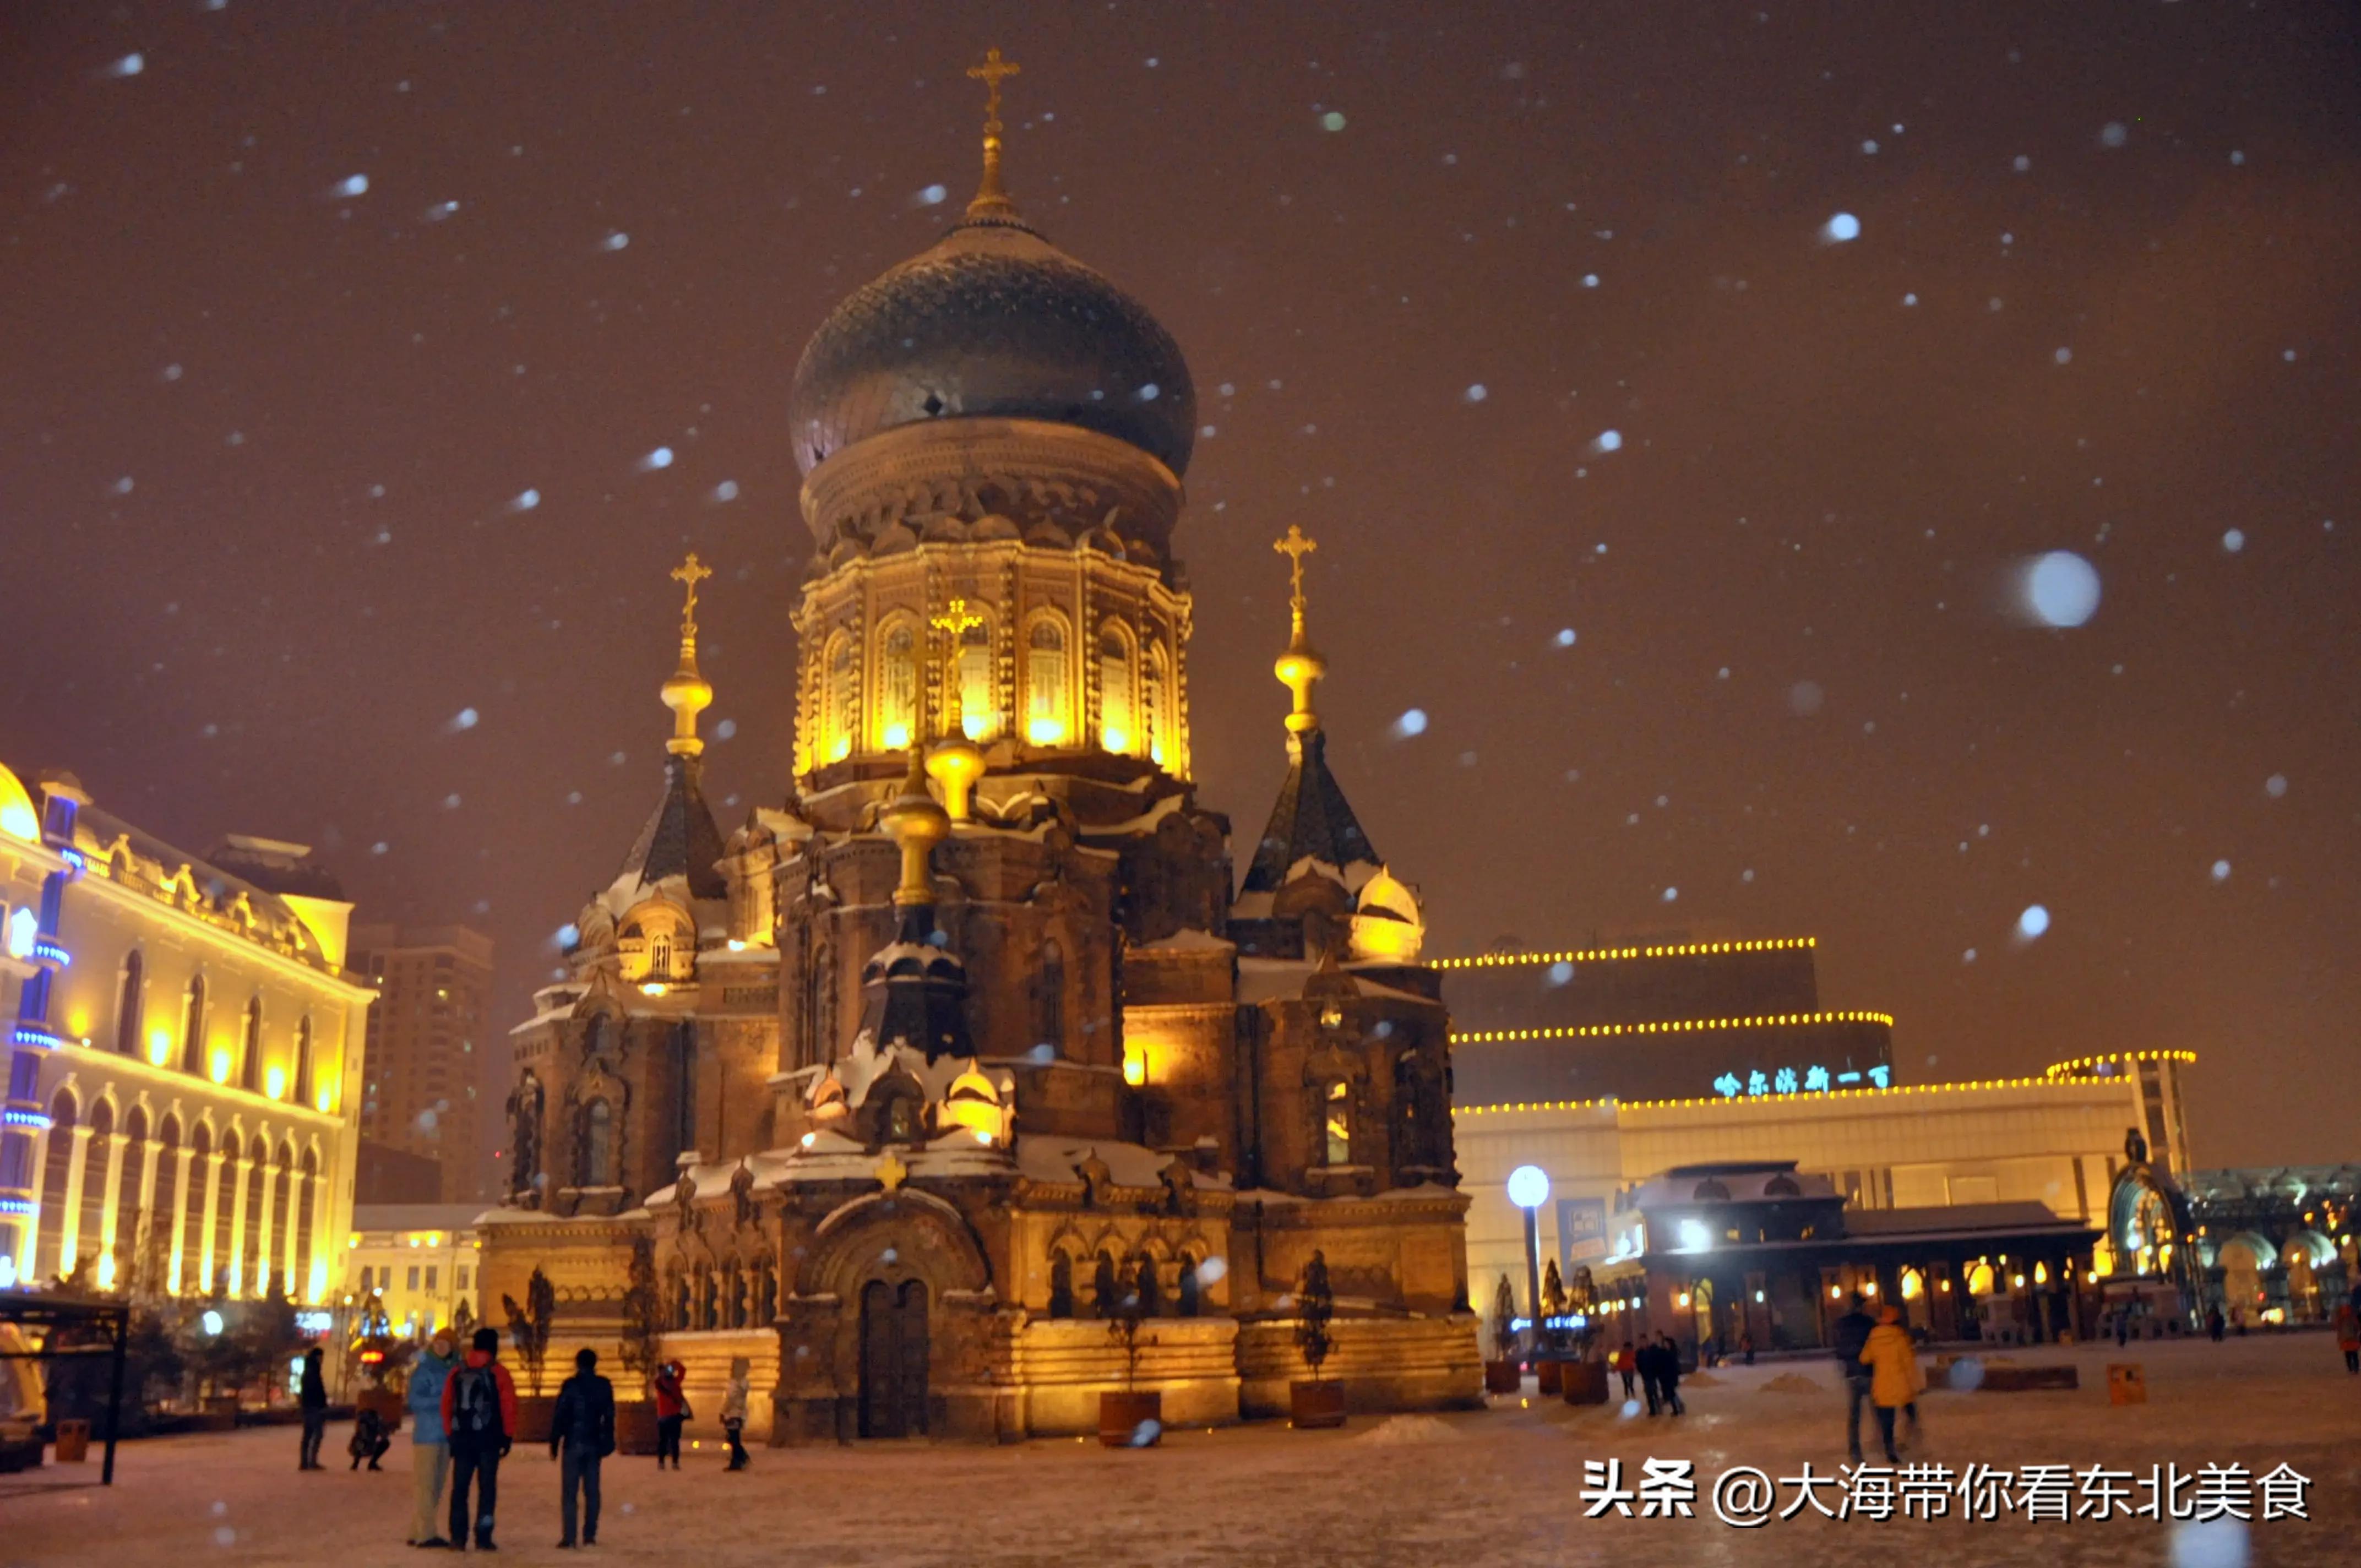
xmin=550 ymin=1348 xmax=616 ymax=1549
xmin=1830 ymin=1293 xmax=1878 ymax=1462
xmin=349 ymin=1404 xmax=392 ymax=1470
xmin=1654 ymin=1334 xmax=1685 ymax=1417
xmin=441 ymin=1326 xmax=518 ymax=1551
xmin=297 ymin=1347 xmax=328 ymax=1470
xmin=1634 ymin=1338 xmax=1661 ymax=1415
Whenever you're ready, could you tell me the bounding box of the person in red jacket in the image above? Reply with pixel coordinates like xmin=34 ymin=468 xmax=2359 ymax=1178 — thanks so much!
xmin=651 ymin=1361 xmax=690 ymax=1471
xmin=440 ymin=1327 xmax=520 ymax=1551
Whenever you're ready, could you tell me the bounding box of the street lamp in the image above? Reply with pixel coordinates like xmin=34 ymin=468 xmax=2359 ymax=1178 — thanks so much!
xmin=1507 ymin=1164 xmax=1551 ymax=1342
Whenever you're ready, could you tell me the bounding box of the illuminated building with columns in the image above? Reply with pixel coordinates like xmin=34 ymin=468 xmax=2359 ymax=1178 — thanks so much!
xmin=0 ymin=759 xmax=370 ymax=1302
xmin=483 ymin=53 xmax=1478 ymax=1442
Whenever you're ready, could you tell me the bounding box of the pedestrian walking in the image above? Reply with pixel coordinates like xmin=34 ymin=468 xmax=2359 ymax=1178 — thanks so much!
xmin=349 ymin=1405 xmax=393 ymax=1470
xmin=441 ymin=1326 xmax=519 ymax=1552
xmin=2114 ymin=1307 xmax=2130 ymax=1348
xmin=1654 ymin=1335 xmax=1685 ymax=1418
xmin=551 ymin=1348 xmax=616 ymax=1549
xmin=720 ymin=1357 xmax=751 ymax=1471
xmin=297 ymin=1347 xmax=328 ymax=1471
xmin=2206 ymin=1305 xmax=2226 ymax=1343
xmin=2333 ymin=1300 xmax=2360 ymax=1374
xmin=1613 ymin=1339 xmax=1636 ymax=1401
xmin=407 ymin=1330 xmax=459 ymax=1548
xmin=1830 ymin=1292 xmax=1876 ymax=1462
xmin=652 ymin=1360 xmax=689 ymax=1471
xmin=1858 ymin=1304 xmax=1924 ymax=1462
xmin=1635 ymin=1338 xmax=1662 ymax=1415
xmin=1739 ymin=1331 xmax=1756 ymax=1367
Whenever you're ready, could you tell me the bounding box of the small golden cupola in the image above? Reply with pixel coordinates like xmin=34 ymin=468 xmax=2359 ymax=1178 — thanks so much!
xmin=661 ymin=552 xmax=715 ymax=756
xmin=1272 ymin=524 xmax=1327 ymax=747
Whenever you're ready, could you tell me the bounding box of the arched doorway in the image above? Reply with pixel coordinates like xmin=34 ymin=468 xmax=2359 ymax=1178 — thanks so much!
xmin=858 ymin=1278 xmax=928 ymax=1438
xmin=2219 ymin=1235 xmax=2268 ymax=1317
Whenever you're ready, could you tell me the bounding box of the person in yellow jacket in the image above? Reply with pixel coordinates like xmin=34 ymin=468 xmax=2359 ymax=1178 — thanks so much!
xmin=1857 ymin=1304 xmax=1924 ymax=1462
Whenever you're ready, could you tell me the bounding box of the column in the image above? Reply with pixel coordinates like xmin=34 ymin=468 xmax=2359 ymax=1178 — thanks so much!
xmin=10 ymin=1123 xmax=49 ymax=1287
xmin=197 ymin=1149 xmax=226 ymax=1293
xmin=132 ymin=1135 xmax=162 ymax=1287
xmin=307 ymin=1169 xmax=331 ymax=1303
xmin=95 ymin=1131 xmax=129 ymax=1286
xmin=280 ymin=1164 xmax=301 ymax=1302
xmin=251 ymin=1160 xmax=275 ymax=1298
xmin=55 ymin=1124 xmax=94 ymax=1277
xmin=166 ymin=1145 xmax=195 ymax=1294
xmin=225 ymin=1155 xmax=253 ymax=1297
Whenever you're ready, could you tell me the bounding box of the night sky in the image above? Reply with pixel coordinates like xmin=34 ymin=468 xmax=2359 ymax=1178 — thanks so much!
xmin=4 ymin=3 xmax=2356 ymax=1174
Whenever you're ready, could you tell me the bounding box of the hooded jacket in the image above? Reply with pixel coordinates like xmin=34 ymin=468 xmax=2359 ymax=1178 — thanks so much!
xmin=440 ymin=1347 xmax=520 ymax=1449
xmin=1859 ymin=1322 xmax=1924 ymax=1408
xmin=408 ymin=1342 xmax=459 ymax=1443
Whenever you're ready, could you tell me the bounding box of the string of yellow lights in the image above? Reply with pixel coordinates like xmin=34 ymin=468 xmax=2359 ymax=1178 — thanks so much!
xmin=1449 ymin=1009 xmax=1894 ymax=1045
xmin=1430 ymin=937 xmax=1817 ymax=971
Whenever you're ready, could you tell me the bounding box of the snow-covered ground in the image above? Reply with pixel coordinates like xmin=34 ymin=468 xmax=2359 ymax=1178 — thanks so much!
xmin=11 ymin=1335 xmax=2355 ymax=1566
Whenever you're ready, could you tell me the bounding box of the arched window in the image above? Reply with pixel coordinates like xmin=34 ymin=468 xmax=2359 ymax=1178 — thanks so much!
xmin=35 ymin=1089 xmax=78 ymax=1283
xmin=182 ymin=1123 xmax=212 ymax=1292
xmin=77 ymin=1100 xmax=116 ymax=1285
xmin=151 ymin=1114 xmax=183 ymax=1293
xmin=238 ymin=997 xmax=264 ymax=1092
xmin=295 ymin=1147 xmax=319 ymax=1302
xmin=1692 ymin=1178 xmax=1732 ymax=1202
xmin=1097 ymin=624 xmax=1136 ymax=755
xmin=806 ymin=938 xmax=836 ymax=1062
xmin=1177 ymin=1254 xmax=1201 ymax=1318
xmin=1324 ymin=1081 xmax=1353 ymax=1166
xmin=755 ymin=1261 xmax=777 ymax=1327
xmin=672 ymin=1272 xmax=692 ymax=1331
xmin=1394 ymin=1053 xmax=1428 ymax=1170
xmin=725 ymin=1261 xmax=747 ymax=1329
xmin=878 ymin=620 xmax=919 ymax=750
xmin=1091 ymin=1251 xmax=1119 ymax=1319
xmin=115 ymin=949 xmax=145 ymax=1056
xmin=580 ymin=1099 xmax=615 ymax=1188
xmin=957 ymin=619 xmax=996 ymax=740
xmin=179 ymin=975 xmax=208 ymax=1075
xmin=209 ymin=1136 xmax=239 ymax=1293
xmin=1143 ymin=643 xmax=1171 ymax=767
xmin=584 ymin=1014 xmax=614 ymax=1061
xmin=1048 ymin=1253 xmax=1074 ymax=1319
xmin=822 ymin=631 xmax=858 ymax=763
xmin=1033 ymin=940 xmax=1065 ymax=1054
xmin=293 ymin=1016 xmax=315 ymax=1109
xmin=269 ymin=1140 xmax=296 ymax=1293
xmin=1131 ymin=1254 xmax=1161 ymax=1319
xmin=241 ymin=1134 xmax=268 ymax=1294
xmin=648 ymin=923 xmax=674 ymax=981
xmin=1024 ymin=616 xmax=1069 ymax=745
xmin=1764 ymin=1173 xmax=1802 ymax=1199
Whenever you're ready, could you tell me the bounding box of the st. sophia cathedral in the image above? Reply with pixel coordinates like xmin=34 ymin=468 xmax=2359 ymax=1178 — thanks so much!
xmin=481 ymin=53 xmax=1481 ymax=1442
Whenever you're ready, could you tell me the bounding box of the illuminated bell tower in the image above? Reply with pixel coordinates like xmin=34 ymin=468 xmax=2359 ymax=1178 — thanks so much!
xmin=785 ymin=48 xmax=1196 ymax=810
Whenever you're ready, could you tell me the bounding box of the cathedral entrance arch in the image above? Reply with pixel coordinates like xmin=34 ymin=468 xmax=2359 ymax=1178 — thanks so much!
xmin=858 ymin=1278 xmax=929 ymax=1438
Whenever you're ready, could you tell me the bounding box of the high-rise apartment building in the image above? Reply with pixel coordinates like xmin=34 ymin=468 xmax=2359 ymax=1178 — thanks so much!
xmin=348 ymin=925 xmax=493 ymax=1203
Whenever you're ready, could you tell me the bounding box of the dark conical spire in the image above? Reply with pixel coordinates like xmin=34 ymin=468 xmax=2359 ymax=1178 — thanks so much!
xmin=1240 ymin=728 xmax=1379 ymax=895
xmin=616 ymin=754 xmax=728 ymax=901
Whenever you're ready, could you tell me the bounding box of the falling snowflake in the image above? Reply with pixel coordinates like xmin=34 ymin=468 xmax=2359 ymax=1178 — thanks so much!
xmin=2264 ymin=774 xmax=2288 ymax=798
xmin=508 ymin=488 xmax=541 ymax=512
xmin=447 ymin=707 xmax=480 ymax=733
xmin=330 ymin=174 xmax=369 ymax=198
xmin=2017 ymin=905 xmax=2050 ymax=939
xmin=1392 ymin=709 xmax=1429 ymax=738
xmin=2210 ymin=860 xmax=2231 ymax=883
xmin=2020 ymin=551 xmax=2101 ymax=628
xmin=600 ymin=231 xmax=630 ymax=252
xmin=711 ymin=480 xmax=739 ymax=502
xmin=1590 ymin=429 xmax=1623 ymax=454
xmin=2099 ymin=122 xmax=2129 ymax=148
xmin=100 ymin=53 xmax=145 ymax=78
xmin=1554 ymin=628 xmax=1576 ymax=647
xmin=1319 ymin=111 xmax=1347 ymax=132
xmin=2221 ymin=529 xmax=2245 ymax=553
xmin=638 ymin=446 xmax=674 ymax=471
xmin=1464 ymin=384 xmax=1488 ymax=403
xmin=1820 ymin=212 xmax=1861 ymax=244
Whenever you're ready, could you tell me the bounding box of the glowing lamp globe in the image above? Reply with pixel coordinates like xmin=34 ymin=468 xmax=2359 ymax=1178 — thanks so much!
xmin=1506 ymin=1164 xmax=1551 ymax=1210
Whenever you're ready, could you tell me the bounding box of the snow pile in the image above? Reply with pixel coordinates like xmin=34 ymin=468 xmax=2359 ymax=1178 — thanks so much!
xmin=1758 ymin=1373 xmax=1823 ymax=1394
xmin=1352 ymin=1414 xmax=1463 ymax=1446
xmin=1682 ymin=1371 xmax=1723 ymax=1387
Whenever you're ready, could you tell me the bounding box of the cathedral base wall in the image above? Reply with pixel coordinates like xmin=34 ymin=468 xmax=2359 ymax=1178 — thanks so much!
xmin=1235 ymin=1315 xmax=1484 ymax=1418
xmin=656 ymin=1326 xmax=779 ymax=1442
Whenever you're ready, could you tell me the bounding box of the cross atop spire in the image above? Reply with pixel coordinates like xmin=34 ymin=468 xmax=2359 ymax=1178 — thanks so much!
xmin=1271 ymin=526 xmax=1326 ymax=742
xmin=671 ymin=551 xmax=712 ymax=642
xmin=964 ymin=47 xmax=1022 ymax=220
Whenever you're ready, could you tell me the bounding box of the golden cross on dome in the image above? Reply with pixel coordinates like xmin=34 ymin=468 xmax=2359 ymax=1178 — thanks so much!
xmin=1275 ymin=525 xmax=1318 ymax=614
xmin=670 ymin=552 xmax=712 ymax=640
xmin=929 ymin=597 xmax=984 ymax=641
xmin=875 ymin=1147 xmax=909 ymax=1193
xmin=964 ymin=47 xmax=1022 ymax=215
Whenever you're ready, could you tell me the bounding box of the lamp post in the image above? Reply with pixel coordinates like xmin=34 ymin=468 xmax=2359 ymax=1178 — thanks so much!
xmin=1507 ymin=1164 xmax=1551 ymax=1350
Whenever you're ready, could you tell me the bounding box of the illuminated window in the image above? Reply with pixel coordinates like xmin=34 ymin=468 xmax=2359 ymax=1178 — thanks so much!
xmin=579 ymin=1098 xmax=614 ymax=1188
xmin=1097 ymin=624 xmax=1135 ymax=754
xmin=1033 ymin=940 xmax=1065 ymax=1053
xmin=180 ymin=974 xmax=208 ymax=1075
xmin=1177 ymin=1254 xmax=1201 ymax=1317
xmin=1966 ymin=1261 xmax=1995 ymax=1294
xmin=115 ymin=949 xmax=145 ymax=1056
xmin=1143 ymin=642 xmax=1171 ymax=766
xmin=1324 ymin=1081 xmax=1352 ymax=1166
xmin=822 ymin=631 xmax=857 ymax=763
xmin=957 ymin=618 xmax=997 ymax=739
xmin=649 ymin=927 xmax=673 ymax=980
xmin=293 ymin=1016 xmax=315 ymax=1108
xmin=878 ymin=619 xmax=918 ymax=750
xmin=1025 ymin=616 xmax=1069 ymax=745
xmin=238 ymin=996 xmax=264 ymax=1092
xmin=1048 ymin=1253 xmax=1074 ymax=1319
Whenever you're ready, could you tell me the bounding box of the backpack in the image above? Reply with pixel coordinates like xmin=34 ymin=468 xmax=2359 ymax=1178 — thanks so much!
xmin=449 ymin=1364 xmax=504 ymax=1442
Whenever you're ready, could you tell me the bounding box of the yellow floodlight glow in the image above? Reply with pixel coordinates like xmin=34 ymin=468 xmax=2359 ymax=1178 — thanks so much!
xmin=1100 ymin=725 xmax=1130 ymax=756
xmin=209 ymin=1048 xmax=231 ymax=1084
xmin=882 ymin=721 xmax=911 ymax=750
xmin=149 ymin=1027 xmax=173 ymax=1066
xmin=1122 ymin=1047 xmax=1147 ymax=1087
xmin=1026 ymin=716 xmax=1067 ymax=747
xmin=265 ymin=1066 xmax=286 ymax=1100
xmin=316 ymin=1086 xmax=335 ymax=1113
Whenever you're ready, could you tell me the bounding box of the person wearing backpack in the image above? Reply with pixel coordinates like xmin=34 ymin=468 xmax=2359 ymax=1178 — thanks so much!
xmin=439 ymin=1327 xmax=519 ymax=1551
xmin=549 ymin=1348 xmax=616 ymax=1549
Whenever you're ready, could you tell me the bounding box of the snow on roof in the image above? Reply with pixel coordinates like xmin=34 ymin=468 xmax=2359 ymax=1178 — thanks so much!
xmin=1015 ymin=1138 xmax=1231 ymax=1190
xmin=1133 ymin=925 xmax=1235 ymax=955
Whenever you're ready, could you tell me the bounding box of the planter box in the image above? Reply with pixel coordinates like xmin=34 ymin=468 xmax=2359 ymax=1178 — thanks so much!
xmin=1288 ymin=1380 xmax=1346 ymax=1430
xmin=512 ymin=1395 xmax=556 ymax=1445
xmin=1535 ymin=1361 xmax=1565 ymax=1396
xmin=614 ymin=1401 xmax=659 ymax=1457
xmin=201 ymin=1396 xmax=241 ymax=1432
xmin=52 ymin=1420 xmax=90 ymax=1464
xmin=1482 ymin=1360 xmax=1522 ymax=1395
xmin=1560 ymin=1361 xmax=1611 ymax=1407
xmin=1098 ymin=1390 xmax=1162 ymax=1448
